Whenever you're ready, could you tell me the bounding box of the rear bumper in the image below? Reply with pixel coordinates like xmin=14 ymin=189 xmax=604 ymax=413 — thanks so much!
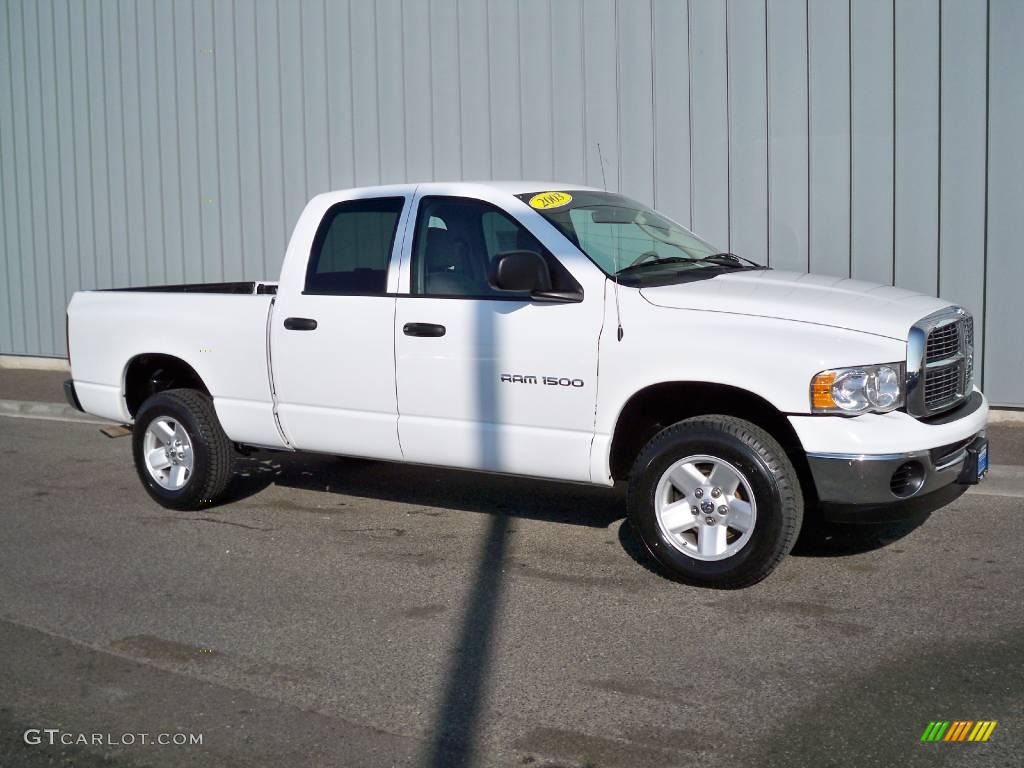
xmin=63 ymin=379 xmax=84 ymax=412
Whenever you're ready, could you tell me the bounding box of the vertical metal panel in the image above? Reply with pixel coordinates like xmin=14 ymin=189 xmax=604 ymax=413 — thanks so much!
xmin=24 ymin=0 xmax=54 ymax=351
xmin=100 ymin=0 xmax=130 ymax=293
xmin=212 ymin=0 xmax=242 ymax=280
xmin=401 ymin=0 xmax=432 ymax=182
xmin=937 ymin=0 xmax=987 ymax=383
xmin=429 ymin=0 xmax=461 ymax=180
xmin=53 ymin=0 xmax=81 ymax=311
xmin=688 ymin=0 xmax=729 ymax=246
xmin=323 ymin=0 xmax=355 ymax=194
xmin=253 ymin=1 xmax=286 ymax=264
xmin=37 ymin=0 xmax=64 ymax=351
xmin=0 ymin=0 xmax=24 ymax=352
xmin=301 ymin=0 xmax=332 ymax=195
xmin=457 ymin=0 xmax=491 ymax=180
xmin=807 ymin=0 xmax=850 ymax=278
xmin=985 ymin=0 xmax=1024 ymax=405
xmin=195 ymin=0 xmax=222 ymax=282
xmin=652 ymin=0 xmax=690 ymax=227
xmin=69 ymin=0 xmax=97 ymax=291
xmin=518 ymin=0 xmax=554 ymax=181
xmin=582 ymin=0 xmax=618 ymax=190
xmin=727 ymin=0 xmax=767 ymax=264
xmin=172 ymin=0 xmax=203 ymax=283
xmin=118 ymin=0 xmax=147 ymax=286
xmin=849 ymin=0 xmax=894 ymax=283
xmin=231 ymin=0 xmax=266 ymax=278
xmin=374 ymin=0 xmax=406 ymax=184
xmin=486 ymin=0 xmax=521 ymax=179
xmin=9 ymin=0 xmax=41 ymax=352
xmin=135 ymin=0 xmax=166 ymax=284
xmin=550 ymin=0 xmax=586 ymax=184
xmin=616 ymin=0 xmax=654 ymax=204
xmin=0 ymin=0 xmax=1018 ymax=406
xmin=894 ymin=0 xmax=939 ymax=296
xmin=766 ymin=0 xmax=808 ymax=271
xmin=278 ymin=0 xmax=308 ymax=235
xmin=154 ymin=0 xmax=183 ymax=284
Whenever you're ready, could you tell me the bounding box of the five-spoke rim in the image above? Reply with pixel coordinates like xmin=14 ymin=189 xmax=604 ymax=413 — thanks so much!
xmin=654 ymin=454 xmax=757 ymax=561
xmin=142 ymin=416 xmax=194 ymax=491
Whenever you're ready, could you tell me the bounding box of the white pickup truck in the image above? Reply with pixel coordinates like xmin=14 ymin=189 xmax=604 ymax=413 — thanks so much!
xmin=66 ymin=182 xmax=989 ymax=587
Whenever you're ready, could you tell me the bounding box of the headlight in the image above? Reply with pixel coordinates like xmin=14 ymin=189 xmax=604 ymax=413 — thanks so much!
xmin=811 ymin=364 xmax=904 ymax=414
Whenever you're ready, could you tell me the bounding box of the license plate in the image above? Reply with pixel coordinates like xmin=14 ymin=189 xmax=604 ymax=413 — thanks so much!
xmin=977 ymin=443 xmax=989 ymax=480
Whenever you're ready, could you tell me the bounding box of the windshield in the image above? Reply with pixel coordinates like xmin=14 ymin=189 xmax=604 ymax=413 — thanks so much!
xmin=517 ymin=190 xmax=763 ymax=285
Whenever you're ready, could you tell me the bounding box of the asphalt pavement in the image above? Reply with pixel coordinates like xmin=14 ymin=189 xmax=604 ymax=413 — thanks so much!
xmin=1 ymin=412 xmax=1022 ymax=768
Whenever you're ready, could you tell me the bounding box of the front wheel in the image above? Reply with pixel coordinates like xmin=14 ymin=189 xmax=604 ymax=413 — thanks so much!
xmin=132 ymin=389 xmax=235 ymax=510
xmin=627 ymin=415 xmax=803 ymax=588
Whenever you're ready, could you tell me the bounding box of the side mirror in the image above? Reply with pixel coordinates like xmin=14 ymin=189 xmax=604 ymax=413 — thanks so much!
xmin=489 ymin=250 xmax=553 ymax=293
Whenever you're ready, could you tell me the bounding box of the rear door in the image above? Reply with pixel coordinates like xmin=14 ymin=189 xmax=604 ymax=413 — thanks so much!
xmin=270 ymin=193 xmax=411 ymax=459
xmin=394 ymin=193 xmax=604 ymax=482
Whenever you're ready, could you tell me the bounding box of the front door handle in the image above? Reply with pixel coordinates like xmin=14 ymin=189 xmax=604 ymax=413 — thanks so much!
xmin=284 ymin=317 xmax=318 ymax=331
xmin=403 ymin=322 xmax=446 ymax=338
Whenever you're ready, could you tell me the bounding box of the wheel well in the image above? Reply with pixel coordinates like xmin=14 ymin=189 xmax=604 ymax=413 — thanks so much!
xmin=124 ymin=354 xmax=210 ymax=417
xmin=608 ymin=382 xmax=816 ymax=500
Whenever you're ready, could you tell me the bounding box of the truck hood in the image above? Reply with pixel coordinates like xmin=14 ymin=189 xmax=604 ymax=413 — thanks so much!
xmin=639 ymin=270 xmax=951 ymax=340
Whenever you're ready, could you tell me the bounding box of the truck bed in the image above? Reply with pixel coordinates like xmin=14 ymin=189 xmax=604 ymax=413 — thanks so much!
xmin=67 ymin=288 xmax=284 ymax=448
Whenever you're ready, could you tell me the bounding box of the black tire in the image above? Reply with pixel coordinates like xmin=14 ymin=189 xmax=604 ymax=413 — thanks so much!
xmin=627 ymin=415 xmax=803 ymax=588
xmin=132 ymin=388 xmax=235 ymax=511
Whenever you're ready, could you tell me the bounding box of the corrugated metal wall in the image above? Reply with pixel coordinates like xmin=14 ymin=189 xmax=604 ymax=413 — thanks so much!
xmin=1 ymin=0 xmax=1022 ymax=404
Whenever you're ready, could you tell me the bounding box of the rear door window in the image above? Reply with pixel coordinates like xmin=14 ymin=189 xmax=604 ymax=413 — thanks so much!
xmin=305 ymin=197 xmax=405 ymax=295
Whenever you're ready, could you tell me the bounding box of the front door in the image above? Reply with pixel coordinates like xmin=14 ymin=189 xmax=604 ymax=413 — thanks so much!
xmin=271 ymin=193 xmax=411 ymax=460
xmin=394 ymin=194 xmax=603 ymax=482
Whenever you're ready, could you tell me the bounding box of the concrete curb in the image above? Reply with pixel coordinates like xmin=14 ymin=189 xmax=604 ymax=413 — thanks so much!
xmin=0 ymin=355 xmax=69 ymax=372
xmin=969 ymin=464 xmax=1024 ymax=498
xmin=0 ymin=399 xmax=114 ymax=425
xmin=988 ymin=409 xmax=1024 ymax=424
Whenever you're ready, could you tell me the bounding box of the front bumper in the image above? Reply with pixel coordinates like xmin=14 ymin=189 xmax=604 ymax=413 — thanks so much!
xmin=790 ymin=390 xmax=989 ymax=523
xmin=807 ymin=435 xmax=985 ymax=522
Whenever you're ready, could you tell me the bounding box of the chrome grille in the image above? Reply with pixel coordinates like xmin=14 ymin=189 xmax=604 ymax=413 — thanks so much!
xmin=907 ymin=308 xmax=974 ymax=418
xmin=924 ymin=362 xmax=961 ymax=409
xmin=925 ymin=322 xmax=959 ymax=361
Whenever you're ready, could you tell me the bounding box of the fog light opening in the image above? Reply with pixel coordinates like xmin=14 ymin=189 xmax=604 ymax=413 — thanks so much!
xmin=890 ymin=461 xmax=926 ymax=498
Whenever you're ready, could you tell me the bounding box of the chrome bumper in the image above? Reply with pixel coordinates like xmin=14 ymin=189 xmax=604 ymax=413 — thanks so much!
xmin=807 ymin=432 xmax=985 ymax=506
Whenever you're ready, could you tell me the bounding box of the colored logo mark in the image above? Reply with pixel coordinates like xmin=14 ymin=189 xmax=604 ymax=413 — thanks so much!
xmin=921 ymin=721 xmax=997 ymax=742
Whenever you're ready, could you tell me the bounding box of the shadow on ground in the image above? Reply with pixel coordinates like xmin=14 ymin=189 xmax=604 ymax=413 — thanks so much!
xmin=222 ymin=451 xmax=627 ymax=529
xmin=790 ymin=513 xmax=930 ymax=558
xmin=224 ymin=451 xmax=925 ymax=571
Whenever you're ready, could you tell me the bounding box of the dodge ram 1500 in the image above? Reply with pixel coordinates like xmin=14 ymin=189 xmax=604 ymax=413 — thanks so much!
xmin=65 ymin=182 xmax=989 ymax=586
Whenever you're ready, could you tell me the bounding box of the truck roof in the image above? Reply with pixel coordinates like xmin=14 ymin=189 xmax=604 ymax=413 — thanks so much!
xmin=313 ymin=180 xmax=605 ymax=201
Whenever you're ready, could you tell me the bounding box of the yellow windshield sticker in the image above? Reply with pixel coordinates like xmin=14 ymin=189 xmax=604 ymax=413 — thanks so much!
xmin=528 ymin=191 xmax=573 ymax=210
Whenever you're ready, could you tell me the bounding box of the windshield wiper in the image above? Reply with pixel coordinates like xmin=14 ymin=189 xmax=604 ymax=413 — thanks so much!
xmin=615 ymin=256 xmax=697 ymax=276
xmin=698 ymin=252 xmax=766 ymax=269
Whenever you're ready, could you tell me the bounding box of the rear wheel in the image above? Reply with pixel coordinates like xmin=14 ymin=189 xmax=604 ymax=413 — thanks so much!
xmin=132 ymin=389 xmax=234 ymax=510
xmin=627 ymin=415 xmax=802 ymax=588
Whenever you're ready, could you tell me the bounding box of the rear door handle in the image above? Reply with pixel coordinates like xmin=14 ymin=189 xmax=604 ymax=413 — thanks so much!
xmin=284 ymin=317 xmax=318 ymax=331
xmin=403 ymin=322 xmax=446 ymax=338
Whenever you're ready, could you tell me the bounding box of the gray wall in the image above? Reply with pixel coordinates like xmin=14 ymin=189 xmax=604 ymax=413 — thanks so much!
xmin=1 ymin=0 xmax=1022 ymax=404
